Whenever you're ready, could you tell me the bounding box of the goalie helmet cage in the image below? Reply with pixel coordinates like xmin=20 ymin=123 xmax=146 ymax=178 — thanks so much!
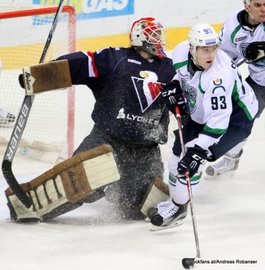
xmin=0 ymin=5 xmax=76 ymax=160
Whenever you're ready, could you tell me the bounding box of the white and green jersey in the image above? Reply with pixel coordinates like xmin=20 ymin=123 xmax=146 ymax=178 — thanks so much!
xmin=219 ymin=10 xmax=265 ymax=86
xmin=172 ymin=41 xmax=258 ymax=150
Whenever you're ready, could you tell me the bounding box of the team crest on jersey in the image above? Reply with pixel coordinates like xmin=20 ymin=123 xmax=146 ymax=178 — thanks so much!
xmin=181 ymin=79 xmax=197 ymax=113
xmin=240 ymin=42 xmax=250 ymax=58
xmin=212 ymin=78 xmax=226 ymax=93
xmin=131 ymin=70 xmax=162 ymax=112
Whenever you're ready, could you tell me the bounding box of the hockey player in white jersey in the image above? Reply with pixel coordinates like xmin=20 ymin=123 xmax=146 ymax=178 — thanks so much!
xmin=147 ymin=23 xmax=258 ymax=229
xmin=205 ymin=0 xmax=265 ymax=179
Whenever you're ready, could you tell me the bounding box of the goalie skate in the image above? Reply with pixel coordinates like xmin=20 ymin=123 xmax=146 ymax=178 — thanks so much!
xmin=148 ymin=200 xmax=188 ymax=231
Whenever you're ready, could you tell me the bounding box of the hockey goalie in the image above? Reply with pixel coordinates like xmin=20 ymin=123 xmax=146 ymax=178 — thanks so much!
xmin=14 ymin=17 xmax=174 ymax=222
xmin=13 ymin=58 xmax=170 ymax=222
xmin=13 ymin=58 xmax=171 ymax=222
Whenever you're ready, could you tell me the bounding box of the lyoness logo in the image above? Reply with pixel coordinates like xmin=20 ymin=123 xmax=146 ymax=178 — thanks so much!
xmin=116 ymin=108 xmax=159 ymax=126
xmin=131 ymin=70 xmax=162 ymax=112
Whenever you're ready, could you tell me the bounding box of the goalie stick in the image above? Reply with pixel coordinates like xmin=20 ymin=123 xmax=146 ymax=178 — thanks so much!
xmin=1 ymin=0 xmax=65 ymax=208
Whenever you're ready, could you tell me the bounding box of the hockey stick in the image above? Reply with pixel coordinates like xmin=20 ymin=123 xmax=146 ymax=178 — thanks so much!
xmin=1 ymin=0 xmax=65 ymax=208
xmin=237 ymin=59 xmax=245 ymax=67
xmin=174 ymin=107 xmax=201 ymax=269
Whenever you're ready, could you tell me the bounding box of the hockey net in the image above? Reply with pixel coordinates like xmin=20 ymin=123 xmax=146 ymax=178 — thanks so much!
xmin=0 ymin=5 xmax=76 ymax=164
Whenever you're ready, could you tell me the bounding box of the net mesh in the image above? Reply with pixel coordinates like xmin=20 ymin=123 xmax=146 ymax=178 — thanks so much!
xmin=0 ymin=5 xmax=75 ymax=162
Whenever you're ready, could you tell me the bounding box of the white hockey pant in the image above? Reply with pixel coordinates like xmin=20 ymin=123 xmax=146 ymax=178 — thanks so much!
xmin=168 ymin=154 xmax=204 ymax=204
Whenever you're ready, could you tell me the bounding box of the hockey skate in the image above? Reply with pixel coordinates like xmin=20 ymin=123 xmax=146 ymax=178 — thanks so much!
xmin=148 ymin=199 xmax=188 ymax=231
xmin=204 ymin=151 xmax=242 ymax=180
xmin=0 ymin=112 xmax=15 ymax=128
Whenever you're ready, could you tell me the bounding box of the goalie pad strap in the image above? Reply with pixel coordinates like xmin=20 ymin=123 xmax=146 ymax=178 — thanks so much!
xmin=153 ymin=177 xmax=169 ymax=195
xmin=22 ymin=60 xmax=72 ymax=95
xmin=60 ymin=161 xmax=92 ymax=203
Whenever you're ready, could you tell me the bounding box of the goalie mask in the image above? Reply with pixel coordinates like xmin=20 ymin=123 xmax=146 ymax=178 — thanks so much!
xmin=130 ymin=17 xmax=166 ymax=58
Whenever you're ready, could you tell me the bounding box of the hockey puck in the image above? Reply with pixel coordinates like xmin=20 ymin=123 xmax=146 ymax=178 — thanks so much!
xmin=182 ymin=258 xmax=195 ymax=269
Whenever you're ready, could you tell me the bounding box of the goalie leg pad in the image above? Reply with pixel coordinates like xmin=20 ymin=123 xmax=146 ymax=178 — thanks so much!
xmin=140 ymin=177 xmax=170 ymax=216
xmin=5 ymin=144 xmax=120 ymax=222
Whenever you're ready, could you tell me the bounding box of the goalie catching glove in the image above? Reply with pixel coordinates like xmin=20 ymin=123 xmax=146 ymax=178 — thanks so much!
xmin=19 ymin=60 xmax=72 ymax=95
xmin=5 ymin=145 xmax=120 ymax=223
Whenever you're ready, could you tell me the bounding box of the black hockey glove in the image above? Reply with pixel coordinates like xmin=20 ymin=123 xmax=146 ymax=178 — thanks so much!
xmin=177 ymin=145 xmax=208 ymax=178
xmin=245 ymin=41 xmax=265 ymax=61
xmin=161 ymin=80 xmax=187 ymax=114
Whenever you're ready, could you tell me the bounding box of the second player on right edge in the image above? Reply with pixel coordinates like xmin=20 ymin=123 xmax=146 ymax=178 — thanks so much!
xmin=205 ymin=0 xmax=265 ymax=178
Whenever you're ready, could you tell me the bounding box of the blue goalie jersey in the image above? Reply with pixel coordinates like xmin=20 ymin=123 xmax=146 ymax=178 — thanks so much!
xmin=57 ymin=47 xmax=175 ymax=144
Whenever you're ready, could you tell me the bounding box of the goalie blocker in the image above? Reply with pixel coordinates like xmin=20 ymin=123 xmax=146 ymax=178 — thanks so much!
xmin=6 ymin=145 xmax=120 ymax=222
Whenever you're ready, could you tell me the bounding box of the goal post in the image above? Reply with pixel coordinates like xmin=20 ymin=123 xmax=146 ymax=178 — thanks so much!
xmin=0 ymin=5 xmax=76 ymax=161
